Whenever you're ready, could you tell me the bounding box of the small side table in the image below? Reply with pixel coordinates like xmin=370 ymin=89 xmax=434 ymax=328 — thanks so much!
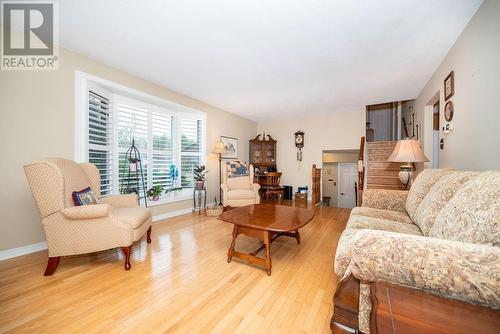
xmin=193 ymin=187 xmax=207 ymax=214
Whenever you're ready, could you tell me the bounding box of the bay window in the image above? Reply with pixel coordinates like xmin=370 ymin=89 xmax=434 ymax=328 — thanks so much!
xmin=78 ymin=75 xmax=205 ymax=204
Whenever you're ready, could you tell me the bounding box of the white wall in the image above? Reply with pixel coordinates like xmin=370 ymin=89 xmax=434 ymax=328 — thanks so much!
xmin=415 ymin=0 xmax=500 ymax=170
xmin=257 ymin=111 xmax=365 ymax=193
xmin=0 ymin=46 xmax=256 ymax=251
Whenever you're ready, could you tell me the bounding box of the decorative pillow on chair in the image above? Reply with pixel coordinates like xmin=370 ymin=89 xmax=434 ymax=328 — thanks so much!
xmin=226 ymin=161 xmax=249 ymax=178
xmin=72 ymin=187 xmax=98 ymax=206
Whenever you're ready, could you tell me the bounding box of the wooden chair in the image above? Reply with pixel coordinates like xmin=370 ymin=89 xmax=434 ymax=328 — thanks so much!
xmin=262 ymin=172 xmax=284 ymax=204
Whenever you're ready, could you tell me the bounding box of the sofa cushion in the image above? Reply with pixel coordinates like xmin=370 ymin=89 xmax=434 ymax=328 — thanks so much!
xmin=351 ymin=207 xmax=413 ymax=224
xmin=113 ymin=207 xmax=150 ymax=229
xmin=413 ymin=171 xmax=478 ymax=235
xmin=405 ymin=169 xmax=451 ymax=221
xmin=347 ymin=213 xmax=423 ymax=236
xmin=226 ymin=175 xmax=250 ymax=190
xmin=429 ymin=171 xmax=500 ymax=246
xmin=227 ymin=189 xmax=256 ymax=199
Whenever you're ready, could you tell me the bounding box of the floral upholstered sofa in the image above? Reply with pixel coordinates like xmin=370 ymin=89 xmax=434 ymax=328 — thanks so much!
xmin=332 ymin=169 xmax=500 ymax=333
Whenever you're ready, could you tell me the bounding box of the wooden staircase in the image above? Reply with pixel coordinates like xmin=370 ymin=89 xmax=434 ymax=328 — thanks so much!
xmin=366 ymin=141 xmax=405 ymax=190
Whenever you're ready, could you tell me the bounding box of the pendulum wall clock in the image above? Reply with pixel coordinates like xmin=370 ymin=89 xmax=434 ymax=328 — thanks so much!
xmin=295 ymin=131 xmax=304 ymax=161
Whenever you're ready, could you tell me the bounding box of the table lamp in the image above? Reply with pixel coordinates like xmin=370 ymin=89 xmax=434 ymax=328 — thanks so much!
xmin=388 ymin=138 xmax=428 ymax=189
xmin=213 ymin=141 xmax=226 ymax=205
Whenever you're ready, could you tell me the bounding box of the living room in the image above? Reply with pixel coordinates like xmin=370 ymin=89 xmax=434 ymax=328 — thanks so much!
xmin=0 ymin=0 xmax=498 ymax=333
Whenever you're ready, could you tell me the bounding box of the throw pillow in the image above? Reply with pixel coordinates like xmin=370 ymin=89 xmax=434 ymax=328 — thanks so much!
xmin=226 ymin=161 xmax=249 ymax=178
xmin=72 ymin=187 xmax=98 ymax=206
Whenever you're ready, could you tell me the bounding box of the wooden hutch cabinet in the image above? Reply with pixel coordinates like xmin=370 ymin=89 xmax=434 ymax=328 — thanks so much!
xmin=249 ymin=133 xmax=277 ymax=175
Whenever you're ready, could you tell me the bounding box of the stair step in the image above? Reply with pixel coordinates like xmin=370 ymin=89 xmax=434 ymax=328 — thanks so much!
xmin=368 ymin=162 xmax=403 ymax=170
xmin=367 ymin=141 xmax=398 ymax=148
xmin=368 ymin=176 xmax=403 ymax=187
xmin=367 ymin=169 xmax=400 ymax=177
xmin=366 ymin=184 xmax=406 ymax=190
xmin=367 ymin=148 xmax=396 ymax=155
xmin=368 ymin=153 xmax=394 ymax=161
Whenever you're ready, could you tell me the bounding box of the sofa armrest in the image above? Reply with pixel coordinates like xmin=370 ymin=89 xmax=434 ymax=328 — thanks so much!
xmin=362 ymin=189 xmax=408 ymax=212
xmin=343 ymin=229 xmax=500 ymax=308
xmin=99 ymin=194 xmax=138 ymax=208
xmin=61 ymin=204 xmax=111 ymax=220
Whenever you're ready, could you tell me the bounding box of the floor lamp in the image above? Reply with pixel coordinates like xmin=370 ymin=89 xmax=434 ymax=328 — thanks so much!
xmin=213 ymin=141 xmax=226 ymax=205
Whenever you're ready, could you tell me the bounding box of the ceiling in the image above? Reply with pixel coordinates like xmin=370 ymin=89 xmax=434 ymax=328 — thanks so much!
xmin=57 ymin=0 xmax=482 ymax=122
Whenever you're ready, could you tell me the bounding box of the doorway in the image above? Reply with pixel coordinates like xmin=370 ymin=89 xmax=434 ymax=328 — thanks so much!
xmin=321 ymin=150 xmax=359 ymax=208
xmin=432 ymin=101 xmax=440 ymax=168
xmin=338 ymin=163 xmax=358 ymax=208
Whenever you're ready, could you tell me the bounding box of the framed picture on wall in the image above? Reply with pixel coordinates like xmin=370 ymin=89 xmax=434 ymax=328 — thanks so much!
xmin=444 ymin=71 xmax=454 ymax=101
xmin=220 ymin=136 xmax=238 ymax=159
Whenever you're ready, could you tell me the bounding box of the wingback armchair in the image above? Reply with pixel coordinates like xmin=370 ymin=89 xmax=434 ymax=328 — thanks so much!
xmin=24 ymin=158 xmax=152 ymax=275
xmin=220 ymin=161 xmax=260 ymax=208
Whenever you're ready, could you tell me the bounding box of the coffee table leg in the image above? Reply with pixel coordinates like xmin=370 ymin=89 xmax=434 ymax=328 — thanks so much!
xmin=228 ymin=225 xmax=238 ymax=263
xmin=295 ymin=229 xmax=301 ymax=245
xmin=264 ymin=231 xmax=272 ymax=276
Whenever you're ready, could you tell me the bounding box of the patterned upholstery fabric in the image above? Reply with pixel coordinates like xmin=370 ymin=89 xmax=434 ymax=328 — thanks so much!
xmin=405 ymin=169 xmax=451 ymax=221
xmin=362 ymin=189 xmax=408 ymax=213
xmin=334 ymin=169 xmax=500 ymax=334
xmin=221 ymin=162 xmax=260 ymax=207
xmin=359 ymin=282 xmax=372 ymax=334
xmin=344 ymin=230 xmax=500 ymax=309
xmin=225 ymin=161 xmax=249 ymax=178
xmin=100 ymin=194 xmax=138 ymax=208
xmin=24 ymin=158 xmax=152 ymax=257
xmin=413 ymin=171 xmax=478 ymax=235
xmin=80 ymin=162 xmax=101 ymax=197
xmin=347 ymin=213 xmax=422 ymax=236
xmin=351 ymin=207 xmax=413 ymax=225
xmin=429 ymin=171 xmax=500 ymax=246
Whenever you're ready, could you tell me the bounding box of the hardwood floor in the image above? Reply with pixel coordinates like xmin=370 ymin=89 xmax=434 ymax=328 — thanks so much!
xmin=0 ymin=205 xmax=350 ymax=334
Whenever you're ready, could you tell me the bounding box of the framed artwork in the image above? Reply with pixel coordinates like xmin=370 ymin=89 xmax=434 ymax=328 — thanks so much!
xmin=220 ymin=136 xmax=238 ymax=159
xmin=444 ymin=71 xmax=454 ymax=101
xmin=444 ymin=101 xmax=454 ymax=121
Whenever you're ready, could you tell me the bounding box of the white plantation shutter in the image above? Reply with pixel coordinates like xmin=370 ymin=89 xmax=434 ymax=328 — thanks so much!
xmin=117 ymin=102 xmax=149 ymax=195
xmin=83 ymin=83 xmax=205 ymax=199
xmin=180 ymin=118 xmax=202 ymax=188
xmin=152 ymin=112 xmax=174 ymax=189
xmin=88 ymin=90 xmax=113 ymax=196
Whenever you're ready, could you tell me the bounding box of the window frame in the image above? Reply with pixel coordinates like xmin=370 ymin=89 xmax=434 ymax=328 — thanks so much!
xmin=75 ymin=71 xmax=207 ymax=205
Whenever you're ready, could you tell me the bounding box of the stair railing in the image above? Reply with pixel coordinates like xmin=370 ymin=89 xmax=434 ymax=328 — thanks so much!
xmin=357 ymin=137 xmax=366 ymax=206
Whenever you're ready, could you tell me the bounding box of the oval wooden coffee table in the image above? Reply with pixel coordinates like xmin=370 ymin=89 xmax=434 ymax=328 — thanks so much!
xmin=218 ymin=204 xmax=315 ymax=275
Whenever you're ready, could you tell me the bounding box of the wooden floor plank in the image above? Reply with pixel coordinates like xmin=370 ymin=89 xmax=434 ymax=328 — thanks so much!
xmin=0 ymin=204 xmax=349 ymax=333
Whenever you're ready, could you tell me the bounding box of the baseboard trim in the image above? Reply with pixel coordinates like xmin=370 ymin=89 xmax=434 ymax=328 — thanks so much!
xmin=152 ymin=207 xmax=194 ymax=222
xmin=0 ymin=206 xmax=203 ymax=261
xmin=0 ymin=241 xmax=48 ymax=261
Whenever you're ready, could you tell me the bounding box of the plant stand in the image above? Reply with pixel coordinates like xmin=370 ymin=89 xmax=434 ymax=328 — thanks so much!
xmin=193 ymin=187 xmax=207 ymax=214
xmin=120 ymin=138 xmax=147 ymax=207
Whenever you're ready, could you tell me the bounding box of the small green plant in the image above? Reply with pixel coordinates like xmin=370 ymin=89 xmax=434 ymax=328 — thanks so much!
xmin=193 ymin=164 xmax=207 ymax=181
xmin=146 ymin=185 xmax=163 ymax=199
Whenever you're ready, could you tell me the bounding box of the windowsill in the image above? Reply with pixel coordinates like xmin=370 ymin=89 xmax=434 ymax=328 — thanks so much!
xmin=146 ymin=189 xmax=194 ymax=207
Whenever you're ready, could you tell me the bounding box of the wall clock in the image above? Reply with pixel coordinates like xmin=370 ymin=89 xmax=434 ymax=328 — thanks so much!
xmin=295 ymin=131 xmax=304 ymax=161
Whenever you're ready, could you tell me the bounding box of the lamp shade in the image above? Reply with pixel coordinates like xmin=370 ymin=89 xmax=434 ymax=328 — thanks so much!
xmin=388 ymin=139 xmax=429 ymax=163
xmin=213 ymin=141 xmax=226 ymax=154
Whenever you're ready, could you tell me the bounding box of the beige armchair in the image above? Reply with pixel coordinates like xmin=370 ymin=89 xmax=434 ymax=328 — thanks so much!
xmin=221 ymin=162 xmax=260 ymax=208
xmin=24 ymin=158 xmax=152 ymax=275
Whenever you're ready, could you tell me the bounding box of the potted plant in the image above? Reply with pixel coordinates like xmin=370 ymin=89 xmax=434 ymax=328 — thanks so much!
xmin=193 ymin=164 xmax=207 ymax=189
xmin=165 ymin=164 xmax=182 ymax=194
xmin=146 ymin=185 xmax=163 ymax=201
